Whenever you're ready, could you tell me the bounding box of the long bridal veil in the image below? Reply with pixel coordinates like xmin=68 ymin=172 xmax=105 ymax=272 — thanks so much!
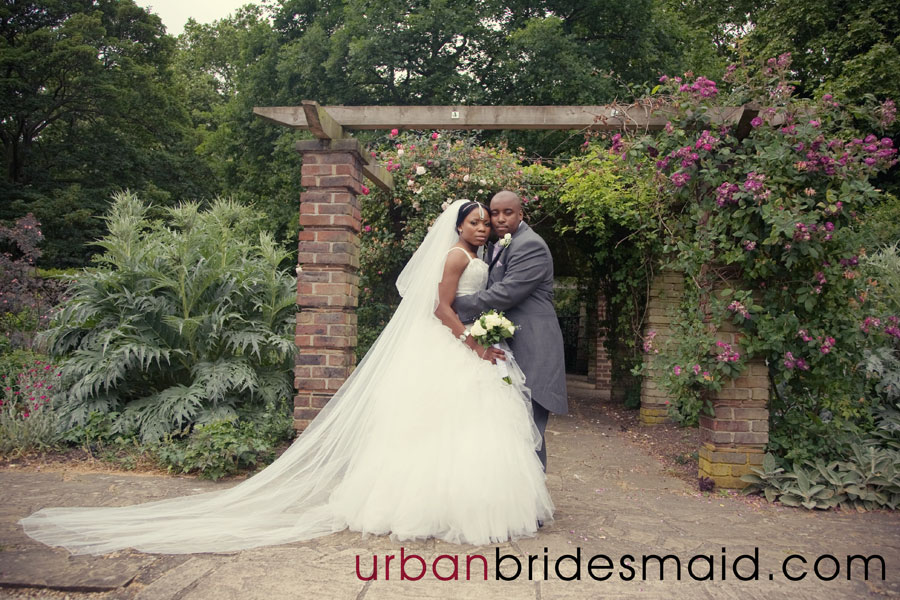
xmin=19 ymin=200 xmax=483 ymax=555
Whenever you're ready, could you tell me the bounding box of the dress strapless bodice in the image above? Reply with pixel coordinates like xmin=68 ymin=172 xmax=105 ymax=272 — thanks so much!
xmin=456 ymin=256 xmax=488 ymax=297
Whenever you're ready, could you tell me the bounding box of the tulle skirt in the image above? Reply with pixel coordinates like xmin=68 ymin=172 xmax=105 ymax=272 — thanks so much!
xmin=19 ymin=312 xmax=553 ymax=554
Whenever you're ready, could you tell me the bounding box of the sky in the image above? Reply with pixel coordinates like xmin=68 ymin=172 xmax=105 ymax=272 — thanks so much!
xmin=134 ymin=0 xmax=263 ymax=36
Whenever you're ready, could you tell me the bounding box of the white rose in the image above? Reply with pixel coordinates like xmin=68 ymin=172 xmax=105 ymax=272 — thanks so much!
xmin=416 ymin=166 xmax=426 ymax=175
xmin=407 ymin=179 xmax=415 ymax=187
xmin=397 ymin=149 xmax=405 ymax=156
xmin=470 ymin=321 xmax=487 ymax=337
xmin=463 ymin=174 xmax=470 ymax=182
xmin=506 ymin=325 xmax=516 ymax=336
xmin=480 ymin=178 xmax=487 ymax=186
xmin=485 ymin=314 xmax=501 ymax=328
xmin=441 ymin=201 xmax=450 ymax=211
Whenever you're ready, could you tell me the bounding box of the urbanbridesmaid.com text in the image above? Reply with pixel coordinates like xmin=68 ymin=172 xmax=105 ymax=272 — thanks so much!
xmin=355 ymin=547 xmax=886 ymax=582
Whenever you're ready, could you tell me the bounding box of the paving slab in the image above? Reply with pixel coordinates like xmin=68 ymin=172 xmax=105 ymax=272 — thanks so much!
xmin=0 ymin=376 xmax=898 ymax=600
xmin=0 ymin=549 xmax=154 ymax=592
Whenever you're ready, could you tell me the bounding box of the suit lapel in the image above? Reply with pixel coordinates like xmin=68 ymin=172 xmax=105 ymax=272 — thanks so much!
xmin=486 ymin=223 xmax=531 ymax=287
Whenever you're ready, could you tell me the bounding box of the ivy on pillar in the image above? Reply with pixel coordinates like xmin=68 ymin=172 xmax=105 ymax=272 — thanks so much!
xmin=293 ymin=138 xmax=364 ymax=430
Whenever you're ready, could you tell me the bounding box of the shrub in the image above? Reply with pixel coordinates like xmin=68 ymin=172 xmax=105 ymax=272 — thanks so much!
xmin=611 ymin=55 xmax=898 ymax=450
xmin=154 ymin=400 xmax=294 ymax=480
xmin=0 ymin=356 xmax=64 ymax=456
xmin=0 ymin=214 xmax=69 ymax=353
xmin=43 ymin=192 xmax=298 ymax=442
xmin=742 ymin=405 xmax=900 ymax=511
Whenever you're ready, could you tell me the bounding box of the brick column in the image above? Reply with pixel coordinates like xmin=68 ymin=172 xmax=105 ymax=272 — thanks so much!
xmin=639 ymin=269 xmax=683 ymax=424
xmin=698 ymin=313 xmax=769 ymax=489
xmin=293 ymin=139 xmax=364 ymax=431
xmin=594 ymin=294 xmax=612 ymax=399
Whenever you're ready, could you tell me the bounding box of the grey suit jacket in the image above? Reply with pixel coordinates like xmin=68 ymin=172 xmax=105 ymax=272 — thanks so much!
xmin=453 ymin=222 xmax=568 ymax=414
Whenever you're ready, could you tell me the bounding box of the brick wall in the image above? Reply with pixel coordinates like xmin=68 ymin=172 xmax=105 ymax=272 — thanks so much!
xmin=697 ymin=315 xmax=768 ymax=488
xmin=593 ymin=294 xmax=612 ymax=399
xmin=639 ymin=270 xmax=683 ymax=424
xmin=292 ymin=139 xmax=364 ymax=430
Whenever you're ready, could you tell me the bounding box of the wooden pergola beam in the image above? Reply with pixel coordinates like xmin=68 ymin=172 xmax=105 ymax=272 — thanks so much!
xmin=254 ymin=104 xmax=750 ymax=132
xmin=290 ymin=102 xmax=394 ymax=191
xmin=734 ymin=104 xmax=761 ymax=141
xmin=301 ymin=100 xmax=345 ymax=140
xmin=361 ymin=163 xmax=393 ymax=193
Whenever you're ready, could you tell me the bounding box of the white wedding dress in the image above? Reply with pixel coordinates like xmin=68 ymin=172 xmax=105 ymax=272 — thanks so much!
xmin=20 ymin=200 xmax=554 ymax=554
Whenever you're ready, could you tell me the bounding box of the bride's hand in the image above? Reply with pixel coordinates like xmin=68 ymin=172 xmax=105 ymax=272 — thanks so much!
xmin=480 ymin=346 xmax=506 ymax=364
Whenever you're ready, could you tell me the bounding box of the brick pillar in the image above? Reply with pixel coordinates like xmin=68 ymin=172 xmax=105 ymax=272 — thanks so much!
xmin=293 ymin=139 xmax=364 ymax=430
xmin=594 ymin=294 xmax=611 ymax=399
xmin=639 ymin=269 xmax=683 ymax=424
xmin=698 ymin=313 xmax=769 ymax=489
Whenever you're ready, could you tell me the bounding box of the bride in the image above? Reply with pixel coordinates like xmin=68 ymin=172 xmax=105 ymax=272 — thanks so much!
xmin=20 ymin=199 xmax=554 ymax=555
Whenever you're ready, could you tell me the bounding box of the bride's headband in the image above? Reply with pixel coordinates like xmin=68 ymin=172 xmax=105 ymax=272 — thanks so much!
xmin=455 ymin=201 xmax=487 ymax=230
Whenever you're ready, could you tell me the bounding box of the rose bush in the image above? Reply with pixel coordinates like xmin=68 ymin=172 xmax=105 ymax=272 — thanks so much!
xmin=618 ymin=55 xmax=898 ymax=462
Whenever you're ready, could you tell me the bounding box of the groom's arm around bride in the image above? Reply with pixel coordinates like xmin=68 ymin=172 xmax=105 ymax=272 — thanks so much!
xmin=452 ymin=191 xmax=567 ymax=470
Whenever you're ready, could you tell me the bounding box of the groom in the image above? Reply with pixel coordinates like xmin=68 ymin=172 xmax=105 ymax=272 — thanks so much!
xmin=454 ymin=190 xmax=568 ymax=470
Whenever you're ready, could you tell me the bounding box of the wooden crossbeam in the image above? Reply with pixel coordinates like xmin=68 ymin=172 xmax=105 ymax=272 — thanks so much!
xmin=301 ymin=100 xmax=344 ymax=140
xmin=255 ymin=102 xmax=759 ymax=193
xmin=361 ymin=163 xmax=393 ymax=192
xmin=255 ymin=104 xmax=751 ymax=132
xmin=734 ymin=104 xmax=761 ymax=141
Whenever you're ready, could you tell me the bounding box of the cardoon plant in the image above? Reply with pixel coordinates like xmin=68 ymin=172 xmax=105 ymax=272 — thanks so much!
xmin=43 ymin=192 xmax=297 ymax=442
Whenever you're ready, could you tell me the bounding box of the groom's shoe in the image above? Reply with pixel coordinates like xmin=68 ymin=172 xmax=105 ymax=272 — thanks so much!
xmin=537 ymin=520 xmax=544 ymax=528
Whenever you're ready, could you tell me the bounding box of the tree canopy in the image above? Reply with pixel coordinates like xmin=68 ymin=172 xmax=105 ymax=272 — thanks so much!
xmin=0 ymin=0 xmax=896 ymax=267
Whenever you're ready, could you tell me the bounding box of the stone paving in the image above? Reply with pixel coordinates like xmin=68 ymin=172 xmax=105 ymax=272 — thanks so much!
xmin=0 ymin=376 xmax=898 ymax=599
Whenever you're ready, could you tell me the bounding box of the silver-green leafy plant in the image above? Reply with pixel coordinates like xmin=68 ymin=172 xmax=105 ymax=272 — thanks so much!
xmin=742 ymin=421 xmax=900 ymax=511
xmin=42 ymin=192 xmax=297 ymax=442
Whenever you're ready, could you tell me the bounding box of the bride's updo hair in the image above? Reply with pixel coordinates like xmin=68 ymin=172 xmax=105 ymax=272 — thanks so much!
xmin=455 ymin=201 xmax=487 ymax=231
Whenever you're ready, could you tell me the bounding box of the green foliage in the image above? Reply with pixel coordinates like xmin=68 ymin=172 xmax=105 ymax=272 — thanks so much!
xmin=858 ymin=243 xmax=900 ymax=405
xmin=43 ymin=192 xmax=298 ymax=443
xmin=154 ymin=400 xmax=294 ymax=480
xmin=0 ymin=0 xmax=219 ymax=267
xmin=862 ymin=197 xmax=900 ymax=248
xmin=746 ymin=0 xmax=900 ymax=105
xmin=62 ymin=410 xmax=127 ymax=448
xmin=0 ymin=214 xmax=73 ymax=353
xmin=545 ymin=150 xmax=662 ymax=410
xmin=174 ymin=7 xmax=300 ymax=252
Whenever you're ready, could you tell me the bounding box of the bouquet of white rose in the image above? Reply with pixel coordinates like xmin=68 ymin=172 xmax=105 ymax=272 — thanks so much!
xmin=469 ymin=310 xmax=516 ymax=383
